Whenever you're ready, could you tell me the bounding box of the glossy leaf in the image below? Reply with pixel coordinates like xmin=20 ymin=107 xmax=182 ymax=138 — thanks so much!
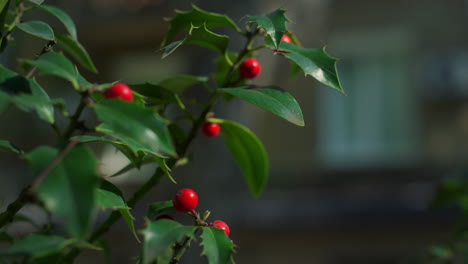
xmin=0 ymin=234 xmax=73 ymax=259
xmin=76 ymin=135 xmax=143 ymax=167
xmin=266 ymin=41 xmax=344 ymax=93
xmin=25 ymin=144 xmax=99 ymax=238
xmin=147 ymin=201 xmax=173 ymax=220
xmin=248 ymin=9 xmax=289 ymax=50
xmin=56 ymin=33 xmax=97 ymax=73
xmin=201 ymin=227 xmax=235 ymax=264
xmin=16 ymin=21 xmax=54 ymax=40
xmin=96 ymin=180 xmax=139 ymax=242
xmin=211 ymin=119 xmax=268 ymax=197
xmin=94 ymin=100 xmax=176 ymax=157
xmin=0 ymin=140 xmax=23 ymax=154
xmin=155 ymin=156 xmax=176 ymax=184
xmin=163 ymin=23 xmax=230 ymax=63
xmin=40 ymin=5 xmax=77 ymax=39
xmin=23 ymin=51 xmax=78 ymax=88
xmin=142 ymin=219 xmax=197 ymax=264
xmin=220 ymin=86 xmax=304 ymax=126
xmin=162 ymin=4 xmax=240 ymax=46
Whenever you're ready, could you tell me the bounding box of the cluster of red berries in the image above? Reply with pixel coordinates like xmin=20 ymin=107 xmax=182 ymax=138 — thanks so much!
xmin=159 ymin=188 xmax=230 ymax=237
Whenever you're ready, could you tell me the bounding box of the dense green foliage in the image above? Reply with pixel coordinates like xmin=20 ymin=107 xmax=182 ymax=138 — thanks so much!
xmin=0 ymin=1 xmax=345 ymax=263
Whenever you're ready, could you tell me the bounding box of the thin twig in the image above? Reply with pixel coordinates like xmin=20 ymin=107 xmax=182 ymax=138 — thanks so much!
xmin=31 ymin=137 xmax=80 ymax=191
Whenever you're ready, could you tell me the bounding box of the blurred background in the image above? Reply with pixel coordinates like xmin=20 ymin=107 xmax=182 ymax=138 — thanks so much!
xmin=1 ymin=0 xmax=468 ymax=263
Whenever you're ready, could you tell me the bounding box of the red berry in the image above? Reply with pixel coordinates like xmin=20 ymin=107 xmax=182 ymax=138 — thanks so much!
xmin=173 ymin=188 xmax=198 ymax=213
xmin=281 ymin=34 xmax=293 ymax=44
xmin=239 ymin=58 xmax=261 ymax=79
xmin=105 ymin=83 xmax=134 ymax=102
xmin=210 ymin=220 xmax=230 ymax=236
xmin=155 ymin=214 xmax=175 ymax=221
xmin=202 ymin=122 xmax=220 ymax=137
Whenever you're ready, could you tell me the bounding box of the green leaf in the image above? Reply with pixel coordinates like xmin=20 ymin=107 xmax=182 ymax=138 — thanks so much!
xmin=27 ymin=0 xmax=44 ymax=5
xmin=0 ymin=76 xmax=55 ymax=123
xmin=0 ymin=0 xmax=10 ymax=38
xmin=267 ymin=41 xmax=344 ymax=94
xmin=248 ymin=9 xmax=289 ymax=50
xmin=162 ymin=4 xmax=240 ymax=46
xmin=155 ymin=156 xmax=176 ymax=184
xmin=25 ymin=144 xmax=99 ymax=238
xmin=130 ymin=83 xmax=180 ymax=105
xmin=76 ymin=135 xmax=143 ymax=167
xmin=94 ymin=100 xmax=176 ymax=157
xmin=212 ymin=119 xmax=268 ymax=197
xmin=56 ymin=33 xmax=97 ymax=73
xmin=39 ymin=5 xmax=77 ymax=39
xmin=201 ymin=227 xmax=235 ymax=264
xmin=158 ymin=74 xmax=208 ymax=94
xmin=0 ymin=234 xmax=73 ymax=259
xmin=0 ymin=140 xmax=23 ymax=154
xmin=147 ymin=201 xmax=173 ymax=220
xmin=23 ymin=51 xmax=78 ymax=88
xmin=0 ymin=0 xmax=8 ymax=15
xmin=0 ymin=64 xmax=15 ymax=83
xmin=16 ymin=21 xmax=54 ymax=40
xmin=11 ymin=79 xmax=55 ymax=123
xmin=163 ymin=23 xmax=230 ymax=63
xmin=220 ymin=86 xmax=304 ymax=126
xmin=76 ymin=71 xmax=114 ymax=91
xmin=96 ymin=180 xmax=139 ymax=242
xmin=215 ymin=52 xmax=246 ymax=89
xmin=142 ymin=220 xmax=197 ymax=264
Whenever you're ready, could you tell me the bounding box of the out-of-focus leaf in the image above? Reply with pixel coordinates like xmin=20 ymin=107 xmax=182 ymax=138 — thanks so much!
xmin=23 ymin=51 xmax=78 ymax=88
xmin=25 ymin=144 xmax=99 ymax=238
xmin=56 ymin=33 xmax=97 ymax=73
xmin=0 ymin=76 xmax=55 ymax=123
xmin=27 ymin=0 xmax=44 ymax=5
xmin=16 ymin=21 xmax=54 ymax=40
xmin=0 ymin=234 xmax=73 ymax=259
xmin=0 ymin=139 xmax=23 ymax=154
xmin=158 ymin=74 xmax=208 ymax=94
xmin=162 ymin=4 xmax=240 ymax=46
xmin=142 ymin=220 xmax=197 ymax=264
xmin=211 ymin=119 xmax=268 ymax=197
xmin=39 ymin=5 xmax=77 ymax=39
xmin=201 ymin=227 xmax=235 ymax=264
xmin=220 ymin=86 xmax=304 ymax=126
